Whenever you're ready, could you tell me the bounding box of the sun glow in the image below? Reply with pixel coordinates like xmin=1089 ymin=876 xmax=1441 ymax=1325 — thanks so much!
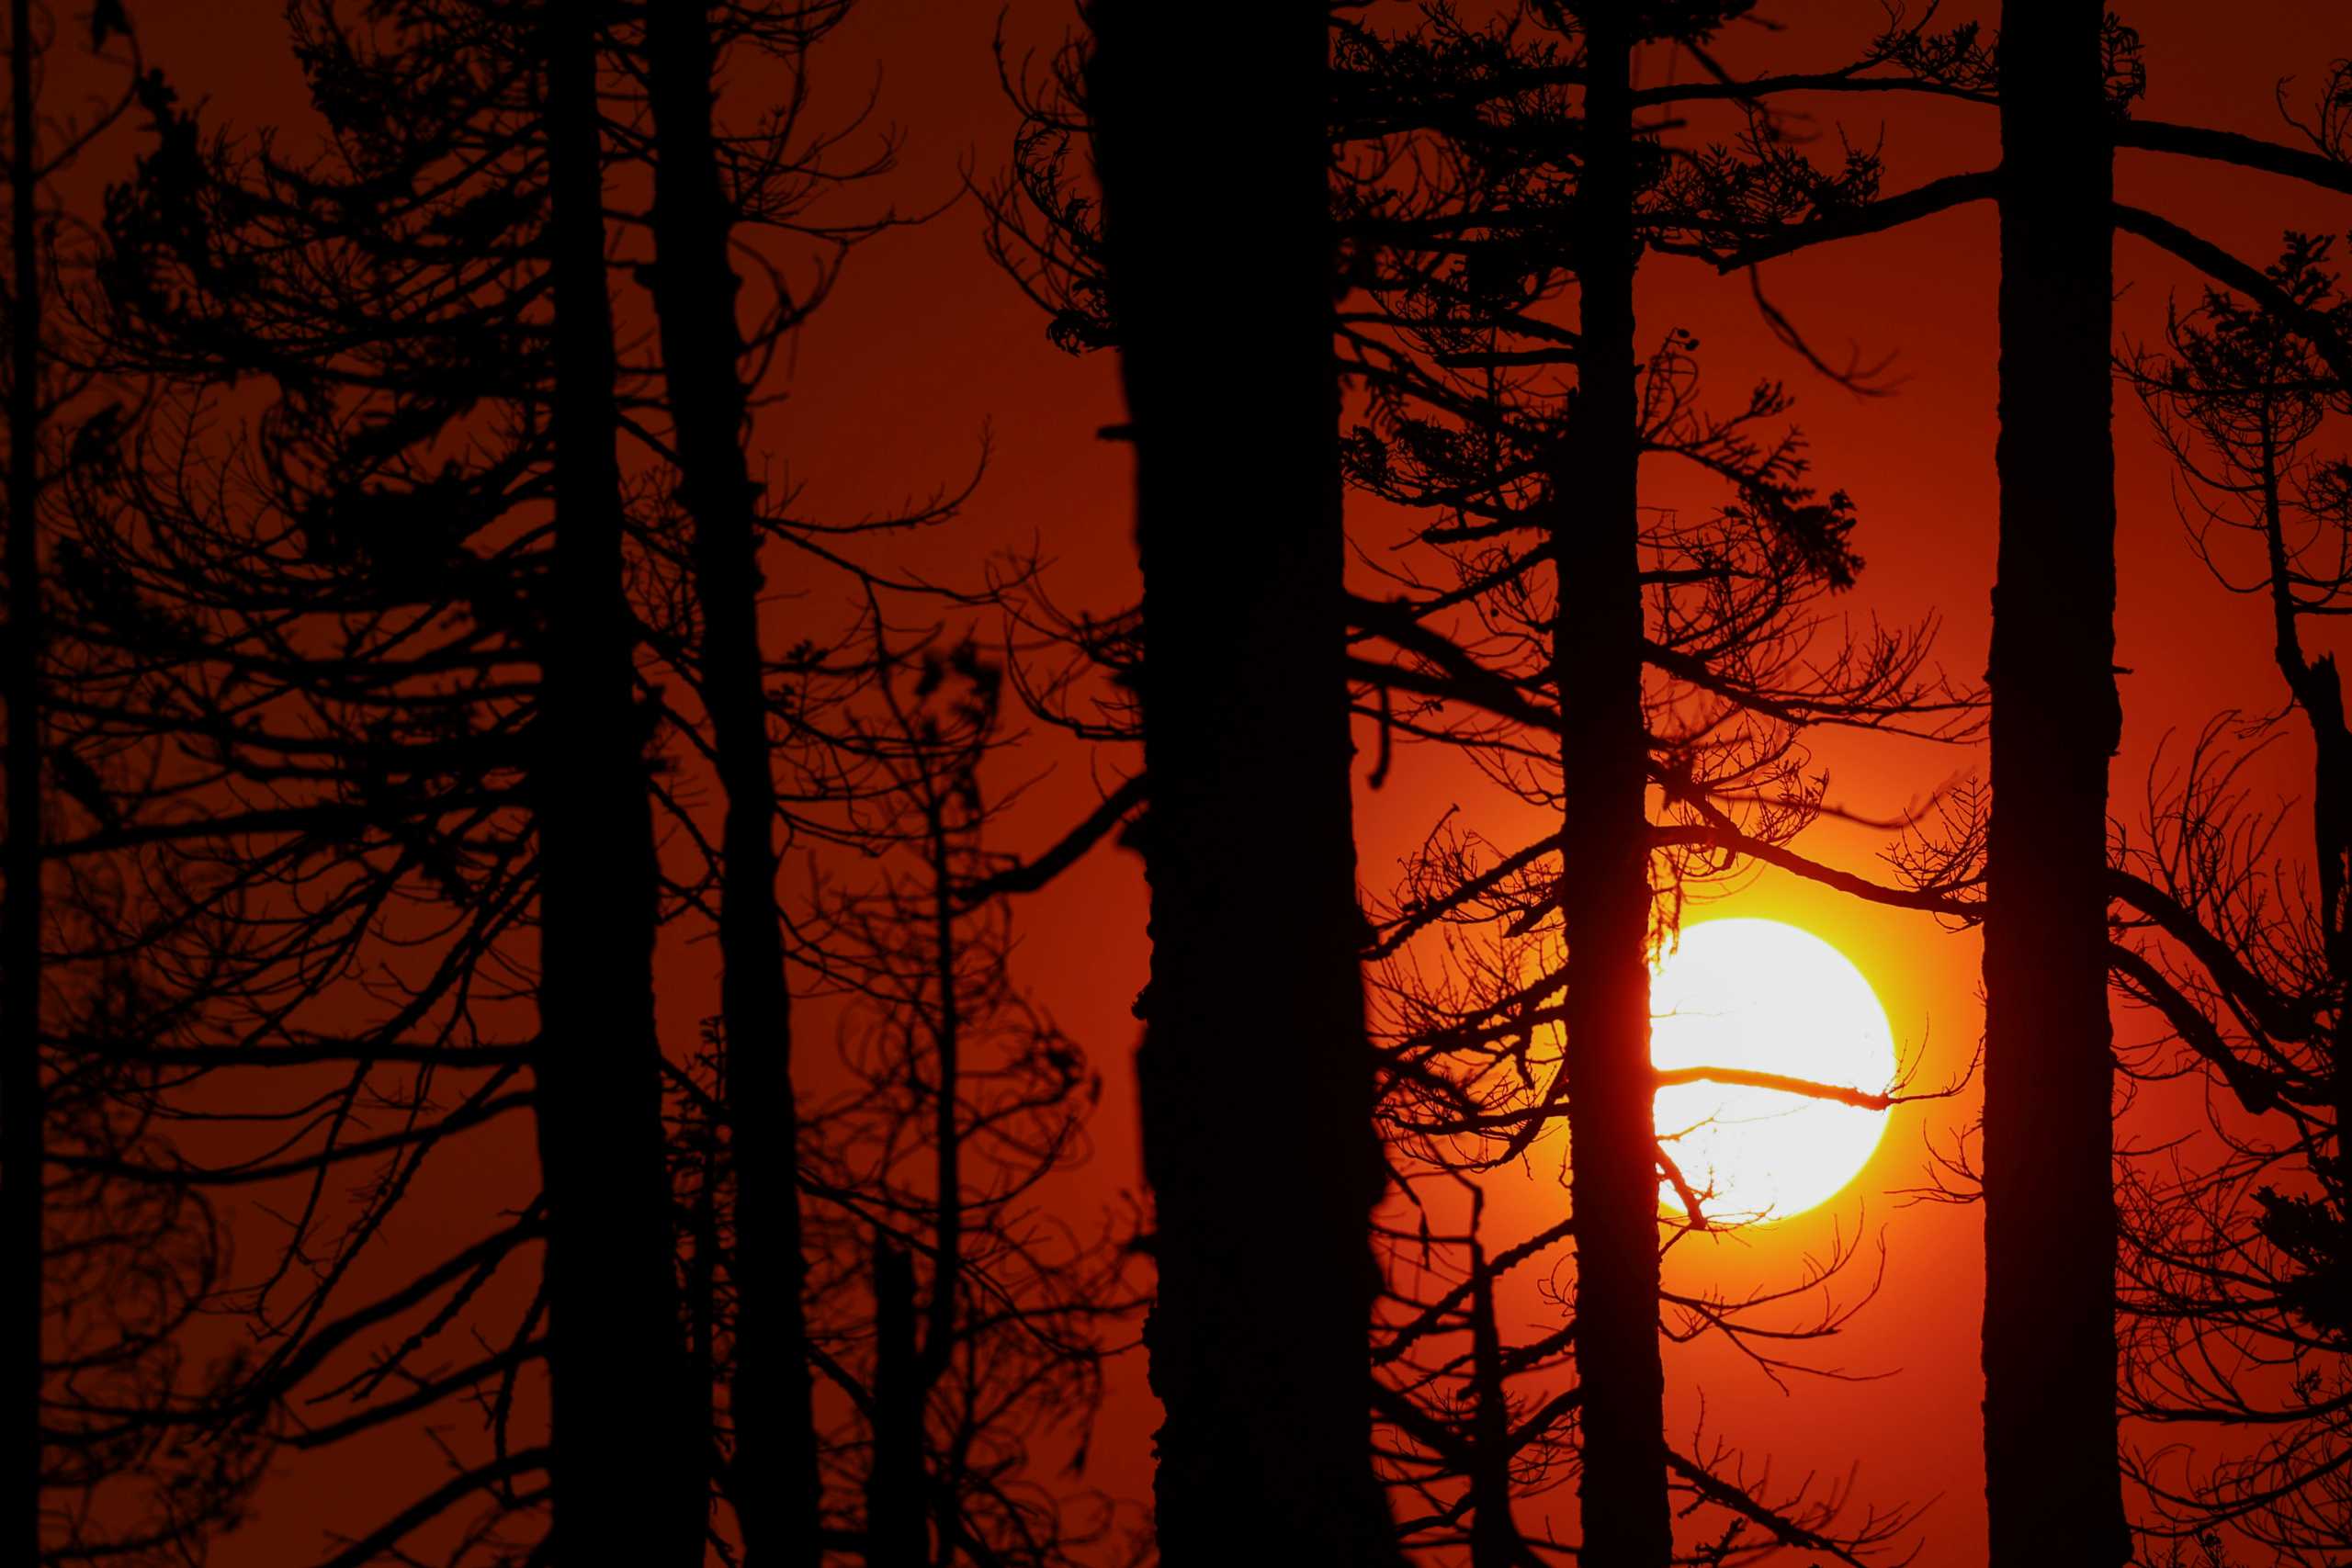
xmin=1649 ymin=919 xmax=1899 ymax=1224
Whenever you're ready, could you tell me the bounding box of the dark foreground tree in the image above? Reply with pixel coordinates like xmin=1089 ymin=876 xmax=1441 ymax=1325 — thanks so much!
xmin=1548 ymin=15 xmax=1667 ymax=1560
xmin=1002 ymin=5 xmax=1958 ymax=1561
xmin=4 ymin=0 xmax=49 ymax=1543
xmin=1979 ymin=6 xmax=2131 ymax=1562
xmin=1324 ymin=7 xmax=1961 ymax=1562
xmin=92 ymin=0 xmax=1124 ymax=1559
xmin=91 ymin=1 xmax=703 ymax=1555
xmin=4 ymin=7 xmax=260 ymax=1562
xmin=1681 ymin=7 xmax=2352 ymax=1560
xmin=636 ymin=0 xmax=824 ymax=1554
xmin=1085 ymin=3 xmax=1398 ymax=1560
xmin=1694 ymin=7 xmax=2136 ymax=1540
xmin=537 ymin=0 xmax=707 ymax=1557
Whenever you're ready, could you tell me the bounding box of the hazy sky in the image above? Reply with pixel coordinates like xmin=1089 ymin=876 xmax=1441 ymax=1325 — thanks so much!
xmin=113 ymin=2 xmax=2352 ymax=1560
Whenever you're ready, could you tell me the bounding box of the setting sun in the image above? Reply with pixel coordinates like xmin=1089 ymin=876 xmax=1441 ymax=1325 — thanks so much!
xmin=1650 ymin=919 xmax=1900 ymax=1224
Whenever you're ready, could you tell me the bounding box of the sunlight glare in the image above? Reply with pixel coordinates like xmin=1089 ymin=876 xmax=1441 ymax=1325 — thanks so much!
xmin=1649 ymin=919 xmax=1899 ymax=1224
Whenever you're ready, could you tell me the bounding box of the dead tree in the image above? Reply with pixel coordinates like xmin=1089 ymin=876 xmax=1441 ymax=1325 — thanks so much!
xmin=1324 ymin=6 xmax=1961 ymax=1562
xmin=88 ymin=1 xmax=698 ymax=1556
xmin=636 ymin=3 xmax=825 ymax=1555
xmin=994 ymin=4 xmax=1960 ymax=1562
xmin=537 ymin=1 xmax=707 ymax=1558
xmin=797 ymin=638 xmax=1140 ymax=1566
xmin=1679 ymin=8 xmax=2352 ymax=1561
xmin=2 ymin=7 xmax=262 ymax=1561
xmin=2106 ymin=234 xmax=2352 ymax=1562
xmin=92 ymin=1 xmax=1084 ymax=1560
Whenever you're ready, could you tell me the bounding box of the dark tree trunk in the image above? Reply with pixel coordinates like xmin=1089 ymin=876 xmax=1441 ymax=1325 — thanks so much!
xmin=1982 ymin=5 xmax=2129 ymax=1564
xmin=865 ymin=1243 xmax=927 ymax=1568
xmin=1465 ymin=1243 xmax=1518 ymax=1568
xmin=920 ymin=805 xmax=960 ymax=1562
xmin=2252 ymin=394 xmax=2352 ymax=1362
xmin=639 ymin=5 xmax=822 ymax=1559
xmin=1553 ymin=15 xmax=1670 ymax=1568
xmin=1 ymin=0 xmax=40 ymax=1557
xmin=536 ymin=7 xmax=703 ymax=1562
xmin=2262 ymin=455 xmax=2352 ymax=1165
xmin=1086 ymin=5 xmax=1396 ymax=1561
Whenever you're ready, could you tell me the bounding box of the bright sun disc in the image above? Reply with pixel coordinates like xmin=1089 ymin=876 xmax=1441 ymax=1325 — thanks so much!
xmin=1649 ymin=919 xmax=1897 ymax=1224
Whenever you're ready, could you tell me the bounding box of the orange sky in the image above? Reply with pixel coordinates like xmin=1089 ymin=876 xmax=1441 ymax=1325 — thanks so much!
xmin=114 ymin=0 xmax=2352 ymax=1561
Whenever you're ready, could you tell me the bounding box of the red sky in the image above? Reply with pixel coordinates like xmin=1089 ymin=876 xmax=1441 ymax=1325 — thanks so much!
xmin=115 ymin=0 xmax=2352 ymax=1561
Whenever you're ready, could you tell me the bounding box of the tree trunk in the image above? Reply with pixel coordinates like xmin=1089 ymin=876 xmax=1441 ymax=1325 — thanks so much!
xmin=1465 ymin=1242 xmax=1518 ymax=1568
xmin=1982 ymin=5 xmax=2129 ymax=1564
xmin=1554 ymin=14 xmax=1671 ymax=1568
xmin=537 ymin=7 xmax=703 ymax=1562
xmin=1086 ymin=5 xmax=1397 ymax=1561
xmin=921 ymin=803 xmax=960 ymax=1562
xmin=1 ymin=0 xmax=41 ymax=1556
xmin=865 ymin=1243 xmax=927 ymax=1568
xmin=2261 ymin=449 xmax=2352 ymax=1172
xmin=638 ymin=5 xmax=822 ymax=1559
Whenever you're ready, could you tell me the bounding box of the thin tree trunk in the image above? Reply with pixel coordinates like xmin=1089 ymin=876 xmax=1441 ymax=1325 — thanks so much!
xmin=1 ymin=0 xmax=40 ymax=1557
xmin=865 ymin=1242 xmax=926 ymax=1568
xmin=2257 ymin=410 xmax=2352 ymax=1303
xmin=638 ymin=4 xmax=822 ymax=1558
xmin=1087 ymin=5 xmax=1397 ymax=1561
xmin=1553 ymin=14 xmax=1670 ymax=1568
xmin=921 ymin=802 xmax=959 ymax=1562
xmin=1982 ymin=5 xmax=2128 ymax=1563
xmin=1465 ymin=1242 xmax=1518 ymax=1568
xmin=537 ymin=7 xmax=702 ymax=1561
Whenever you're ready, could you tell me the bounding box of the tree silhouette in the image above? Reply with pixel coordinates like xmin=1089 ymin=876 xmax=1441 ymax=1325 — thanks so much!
xmin=1001 ymin=5 xmax=1959 ymax=1562
xmin=2108 ymin=233 xmax=2352 ymax=1562
xmin=637 ymin=1 xmax=826 ymax=1553
xmin=799 ymin=637 xmax=1140 ymax=1566
xmin=1082 ymin=2 xmax=1401 ymax=1560
xmin=1683 ymin=8 xmax=2352 ymax=1561
xmin=1977 ymin=10 xmax=2131 ymax=1563
xmin=1321 ymin=7 xmax=1959 ymax=1562
xmin=537 ymin=0 xmax=710 ymax=1555
xmin=83 ymin=1 xmax=1122 ymax=1561
xmin=88 ymin=0 xmax=697 ymax=1552
xmin=3 ymin=6 xmax=262 ymax=1561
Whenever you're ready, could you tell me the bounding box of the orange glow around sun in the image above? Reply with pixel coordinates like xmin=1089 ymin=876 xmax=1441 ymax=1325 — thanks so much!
xmin=1649 ymin=919 xmax=1900 ymax=1224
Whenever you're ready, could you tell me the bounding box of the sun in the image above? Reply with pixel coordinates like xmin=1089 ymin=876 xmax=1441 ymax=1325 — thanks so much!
xmin=1648 ymin=919 xmax=1899 ymax=1224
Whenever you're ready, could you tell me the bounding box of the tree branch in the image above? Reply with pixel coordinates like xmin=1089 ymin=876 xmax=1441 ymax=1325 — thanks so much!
xmin=954 ymin=772 xmax=1145 ymax=905
xmin=2115 ymin=119 xmax=2352 ymax=197
xmin=2112 ymin=204 xmax=2352 ymax=392
xmin=1713 ymin=170 xmax=1998 ymax=271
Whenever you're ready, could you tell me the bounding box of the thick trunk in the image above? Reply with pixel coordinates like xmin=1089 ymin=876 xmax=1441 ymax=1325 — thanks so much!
xmin=536 ymin=8 xmax=702 ymax=1562
xmin=1982 ymin=6 xmax=2129 ymax=1564
xmin=1 ymin=0 xmax=40 ymax=1556
xmin=1087 ymin=5 xmax=1396 ymax=1561
xmin=639 ymin=5 xmax=821 ymax=1558
xmin=1555 ymin=16 xmax=1670 ymax=1568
